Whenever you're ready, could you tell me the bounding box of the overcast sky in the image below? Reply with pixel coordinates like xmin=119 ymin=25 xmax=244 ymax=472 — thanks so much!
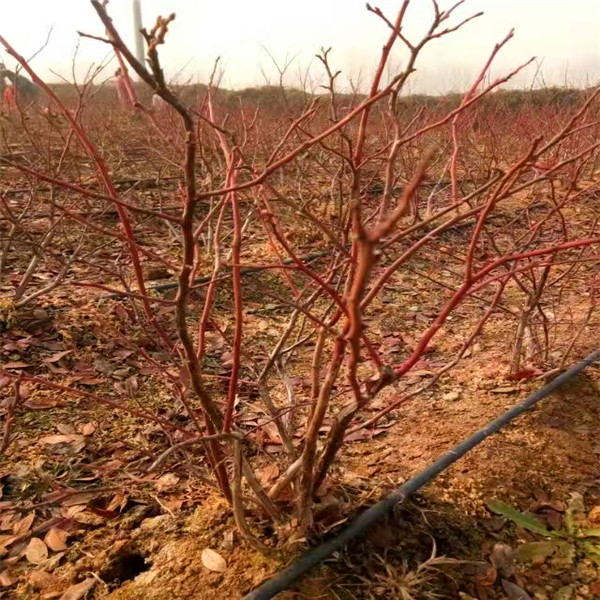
xmin=2 ymin=1 xmax=599 ymax=94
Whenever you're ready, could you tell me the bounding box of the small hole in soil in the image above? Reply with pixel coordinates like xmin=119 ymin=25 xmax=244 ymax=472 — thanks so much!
xmin=102 ymin=552 xmax=149 ymax=584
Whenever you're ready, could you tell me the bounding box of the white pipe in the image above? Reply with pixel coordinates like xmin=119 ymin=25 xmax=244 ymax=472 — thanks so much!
xmin=132 ymin=0 xmax=144 ymax=71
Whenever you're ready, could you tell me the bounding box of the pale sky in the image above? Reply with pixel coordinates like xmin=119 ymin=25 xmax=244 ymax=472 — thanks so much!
xmin=2 ymin=0 xmax=600 ymax=94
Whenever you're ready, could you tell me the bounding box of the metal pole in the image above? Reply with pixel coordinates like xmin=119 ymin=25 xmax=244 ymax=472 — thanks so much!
xmin=132 ymin=0 xmax=144 ymax=72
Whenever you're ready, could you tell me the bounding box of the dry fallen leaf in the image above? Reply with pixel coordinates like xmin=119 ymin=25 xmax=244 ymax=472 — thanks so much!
xmin=587 ymin=505 xmax=600 ymax=524
xmin=78 ymin=421 xmax=97 ymax=436
xmin=12 ymin=512 xmax=35 ymax=535
xmin=162 ymin=496 xmax=183 ymax=512
xmin=45 ymin=528 xmax=68 ymax=552
xmin=59 ymin=577 xmax=96 ymax=600
xmin=2 ymin=362 xmax=33 ymax=370
xmin=490 ymin=542 xmax=514 ymax=577
xmin=155 ymin=473 xmax=179 ymax=492
xmin=113 ymin=304 xmax=129 ymax=322
xmin=106 ymin=493 xmax=128 ymax=513
xmin=61 ymin=505 xmax=86 ymax=519
xmin=0 ymin=511 xmax=17 ymax=530
xmin=40 ymin=434 xmax=73 ymax=445
xmin=201 ymin=548 xmax=227 ymax=572
xmin=259 ymin=463 xmax=280 ymax=486
xmin=0 ymin=534 xmax=22 ymax=550
xmin=29 ymin=569 xmax=59 ymax=590
xmin=56 ymin=423 xmax=76 ymax=435
xmin=0 ymin=570 xmax=15 ymax=587
xmin=60 ymin=491 xmax=100 ymax=507
xmin=44 ymin=350 xmax=73 ymax=364
xmin=71 ymin=511 xmax=105 ymax=526
xmin=93 ymin=359 xmax=115 ymax=375
xmin=45 ymin=551 xmax=66 ymax=572
xmin=220 ymin=352 xmax=234 ymax=368
xmin=125 ymin=376 xmax=138 ymax=397
xmin=25 ymin=537 xmax=49 ymax=564
xmin=23 ymin=397 xmax=62 ymax=410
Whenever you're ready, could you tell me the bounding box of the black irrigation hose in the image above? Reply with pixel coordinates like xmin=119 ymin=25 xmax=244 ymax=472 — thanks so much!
xmin=244 ymin=347 xmax=600 ymax=600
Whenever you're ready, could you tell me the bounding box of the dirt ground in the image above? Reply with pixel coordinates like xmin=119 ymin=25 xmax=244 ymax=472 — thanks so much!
xmin=2 ymin=214 xmax=600 ymax=599
xmin=2 ymin=301 xmax=600 ymax=600
xmin=2 ymin=104 xmax=600 ymax=599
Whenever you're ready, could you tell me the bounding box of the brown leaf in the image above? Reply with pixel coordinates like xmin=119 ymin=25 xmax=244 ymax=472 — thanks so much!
xmin=0 ymin=514 xmax=11 ymax=532
xmin=588 ymin=506 xmax=600 ymax=524
xmin=0 ymin=570 xmax=15 ymax=587
xmin=25 ymin=537 xmax=48 ymax=564
xmin=201 ymin=548 xmax=227 ymax=572
xmin=56 ymin=423 xmax=75 ymax=435
xmin=114 ymin=381 xmax=126 ymax=395
xmin=59 ymin=577 xmax=96 ymax=600
xmin=490 ymin=543 xmax=514 ymax=577
xmin=61 ymin=506 xmax=86 ymax=519
xmin=162 ymin=496 xmax=183 ymax=512
xmin=106 ymin=493 xmax=128 ymax=513
xmin=60 ymin=491 xmax=100 ymax=507
xmin=205 ymin=333 xmax=224 ymax=352
xmin=0 ymin=534 xmax=24 ymax=550
xmin=7 ymin=538 xmax=28 ymax=559
xmin=259 ymin=463 xmax=280 ymax=486
xmin=93 ymin=359 xmax=115 ymax=375
xmin=113 ymin=304 xmax=129 ymax=322
xmin=220 ymin=352 xmax=234 ymax=368
xmin=29 ymin=570 xmax=59 ymax=590
xmin=112 ymin=348 xmax=133 ymax=359
xmin=125 ymin=376 xmax=138 ymax=397
xmin=45 ymin=362 xmax=68 ymax=375
xmin=40 ymin=434 xmax=73 ymax=445
xmin=44 ymin=350 xmax=72 ymax=364
xmin=71 ymin=511 xmax=105 ymax=526
xmin=23 ymin=397 xmax=63 ymax=410
xmin=45 ymin=528 xmax=68 ymax=552
xmin=155 ymin=473 xmax=179 ymax=492
xmin=78 ymin=421 xmax=97 ymax=436
xmin=12 ymin=512 xmax=35 ymax=535
xmin=1 ymin=362 xmax=32 ymax=370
